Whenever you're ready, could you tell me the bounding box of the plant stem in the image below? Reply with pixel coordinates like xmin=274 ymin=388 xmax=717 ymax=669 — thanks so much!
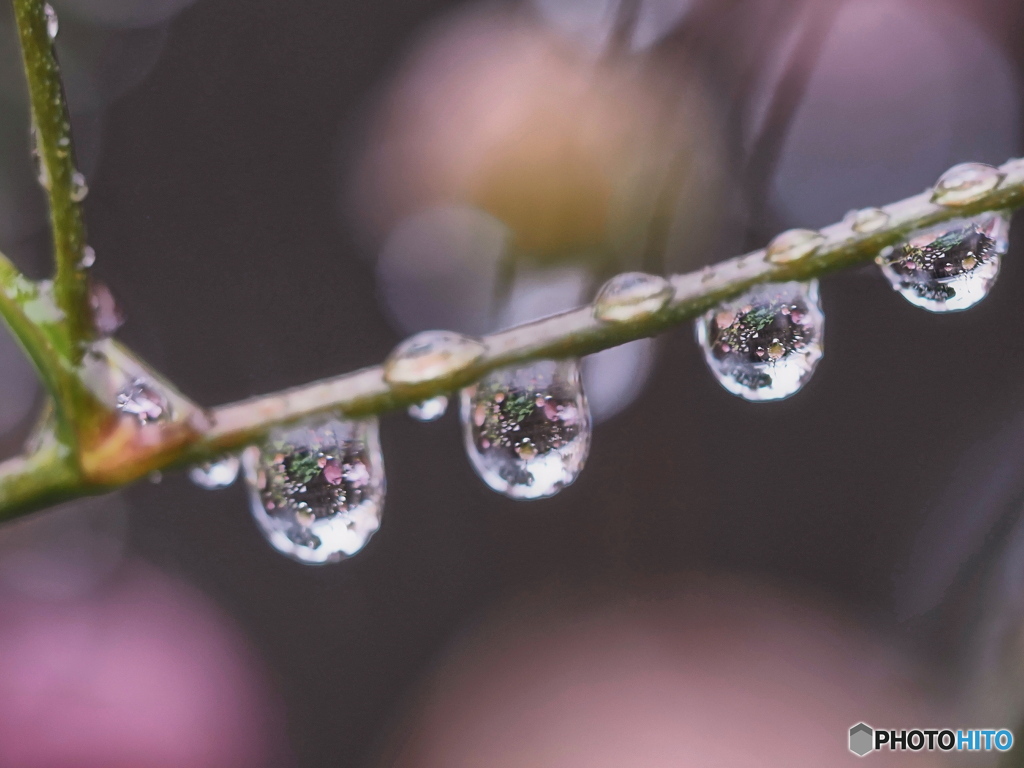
xmin=4 ymin=159 xmax=1024 ymax=520
xmin=13 ymin=0 xmax=93 ymax=356
xmin=0 ymin=250 xmax=70 ymax=405
xmin=0 ymin=436 xmax=81 ymax=518
xmin=6 ymin=0 xmax=1018 ymax=527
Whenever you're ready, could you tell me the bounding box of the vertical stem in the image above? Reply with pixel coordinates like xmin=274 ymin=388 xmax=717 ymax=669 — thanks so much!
xmin=12 ymin=0 xmax=93 ymax=358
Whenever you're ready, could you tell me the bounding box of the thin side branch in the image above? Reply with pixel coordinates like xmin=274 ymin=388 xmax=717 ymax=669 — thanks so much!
xmin=13 ymin=0 xmax=93 ymax=354
xmin=0 ymin=248 xmax=102 ymax=444
xmin=0 ymin=249 xmax=69 ymax=403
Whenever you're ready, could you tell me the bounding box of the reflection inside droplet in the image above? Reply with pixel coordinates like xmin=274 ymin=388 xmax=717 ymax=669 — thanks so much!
xmin=242 ymin=416 xmax=385 ymax=564
xmin=461 ymin=359 xmax=591 ymax=499
xmin=115 ymin=377 xmax=167 ymax=424
xmin=696 ymin=280 xmax=825 ymax=401
xmin=877 ymin=211 xmax=1008 ymax=312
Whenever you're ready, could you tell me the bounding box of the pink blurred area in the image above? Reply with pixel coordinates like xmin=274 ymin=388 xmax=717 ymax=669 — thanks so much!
xmin=388 ymin=577 xmax=942 ymax=768
xmin=0 ymin=561 xmax=284 ymax=768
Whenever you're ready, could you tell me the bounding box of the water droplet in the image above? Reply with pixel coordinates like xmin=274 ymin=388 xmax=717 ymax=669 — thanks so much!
xmin=765 ymin=229 xmax=825 ymax=264
xmin=384 ymin=330 xmax=486 ymax=387
xmin=89 ymin=280 xmax=124 ymax=337
xmin=242 ymin=416 xmax=385 ymax=564
xmin=931 ymin=163 xmax=1004 ymax=207
xmin=849 ymin=207 xmax=889 ymax=234
xmin=593 ymin=272 xmax=673 ymax=323
xmin=116 ymin=378 xmax=168 ymax=424
xmin=408 ymin=395 xmax=448 ymax=422
xmin=189 ymin=455 xmax=241 ymax=490
xmin=44 ymin=4 xmax=58 ymax=38
xmin=70 ymin=171 xmax=88 ymax=202
xmin=696 ymin=280 xmax=824 ymax=401
xmin=876 ymin=211 xmax=1008 ymax=312
xmin=80 ymin=245 xmax=96 ymax=268
xmin=460 ymin=359 xmax=591 ymax=499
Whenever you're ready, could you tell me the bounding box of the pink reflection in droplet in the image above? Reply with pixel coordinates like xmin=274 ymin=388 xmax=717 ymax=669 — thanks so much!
xmin=0 ymin=561 xmax=284 ymax=768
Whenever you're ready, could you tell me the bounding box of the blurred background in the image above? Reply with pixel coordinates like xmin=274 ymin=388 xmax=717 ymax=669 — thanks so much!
xmin=2 ymin=0 xmax=1024 ymax=764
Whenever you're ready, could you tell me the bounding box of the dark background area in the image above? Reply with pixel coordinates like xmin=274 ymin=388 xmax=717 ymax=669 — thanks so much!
xmin=5 ymin=0 xmax=1024 ymax=765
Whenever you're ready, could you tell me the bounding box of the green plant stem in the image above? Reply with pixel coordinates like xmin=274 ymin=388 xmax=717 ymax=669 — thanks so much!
xmin=0 ymin=439 xmax=81 ymax=517
xmin=3 ymin=159 xmax=1024 ymax=521
xmin=5 ymin=22 xmax=1024 ymax=525
xmin=13 ymin=0 xmax=93 ymax=355
xmin=203 ymin=158 xmax=1024 ymax=448
xmin=0 ymin=250 xmax=69 ymax=405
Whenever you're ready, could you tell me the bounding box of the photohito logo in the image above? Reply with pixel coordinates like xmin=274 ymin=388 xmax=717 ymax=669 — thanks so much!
xmin=849 ymin=724 xmax=1013 ymax=757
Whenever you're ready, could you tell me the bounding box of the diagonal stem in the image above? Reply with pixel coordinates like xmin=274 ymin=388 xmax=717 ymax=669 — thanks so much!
xmin=203 ymin=160 xmax=1024 ymax=450
xmin=4 ymin=155 xmax=1024 ymax=520
xmin=2 ymin=4 xmax=1023 ymax=523
xmin=12 ymin=0 xmax=94 ymax=357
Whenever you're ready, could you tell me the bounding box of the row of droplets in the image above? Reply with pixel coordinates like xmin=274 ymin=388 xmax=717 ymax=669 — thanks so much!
xmin=168 ymin=161 xmax=1015 ymax=564
xmin=28 ymin=4 xmax=1013 ymax=561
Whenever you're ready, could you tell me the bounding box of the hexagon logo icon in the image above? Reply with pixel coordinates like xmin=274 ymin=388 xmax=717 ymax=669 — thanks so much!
xmin=850 ymin=723 xmax=874 ymax=757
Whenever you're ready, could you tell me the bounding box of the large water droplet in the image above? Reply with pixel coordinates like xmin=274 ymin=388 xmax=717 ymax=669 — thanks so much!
xmin=408 ymin=395 xmax=448 ymax=422
xmin=876 ymin=211 xmax=1008 ymax=312
xmin=89 ymin=280 xmax=124 ymax=337
xmin=931 ymin=163 xmax=1004 ymax=207
xmin=593 ymin=272 xmax=673 ymax=323
xmin=70 ymin=171 xmax=88 ymax=203
xmin=242 ymin=416 xmax=385 ymax=564
xmin=116 ymin=378 xmax=168 ymax=423
xmin=189 ymin=455 xmax=241 ymax=490
xmin=80 ymin=245 xmax=96 ymax=268
xmin=384 ymin=330 xmax=486 ymax=387
xmin=764 ymin=229 xmax=825 ymax=264
xmin=696 ymin=280 xmax=824 ymax=401
xmin=44 ymin=3 xmax=59 ymax=38
xmin=460 ymin=359 xmax=591 ymax=499
xmin=848 ymin=207 xmax=889 ymax=234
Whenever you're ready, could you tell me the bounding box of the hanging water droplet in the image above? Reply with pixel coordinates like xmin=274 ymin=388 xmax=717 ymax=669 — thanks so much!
xmin=44 ymin=3 xmax=59 ymax=39
xmin=460 ymin=359 xmax=591 ymax=499
xmin=876 ymin=211 xmax=1008 ymax=312
xmin=80 ymin=245 xmax=96 ymax=268
xmin=384 ymin=330 xmax=486 ymax=387
xmin=765 ymin=229 xmax=825 ymax=264
xmin=593 ymin=272 xmax=673 ymax=323
xmin=116 ymin=378 xmax=168 ymax=424
xmin=408 ymin=395 xmax=448 ymax=422
xmin=189 ymin=455 xmax=241 ymax=490
xmin=696 ymin=280 xmax=824 ymax=401
xmin=242 ymin=416 xmax=385 ymax=564
xmin=70 ymin=171 xmax=88 ymax=203
xmin=848 ymin=207 xmax=889 ymax=234
xmin=89 ymin=280 xmax=124 ymax=337
xmin=931 ymin=163 xmax=1004 ymax=207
